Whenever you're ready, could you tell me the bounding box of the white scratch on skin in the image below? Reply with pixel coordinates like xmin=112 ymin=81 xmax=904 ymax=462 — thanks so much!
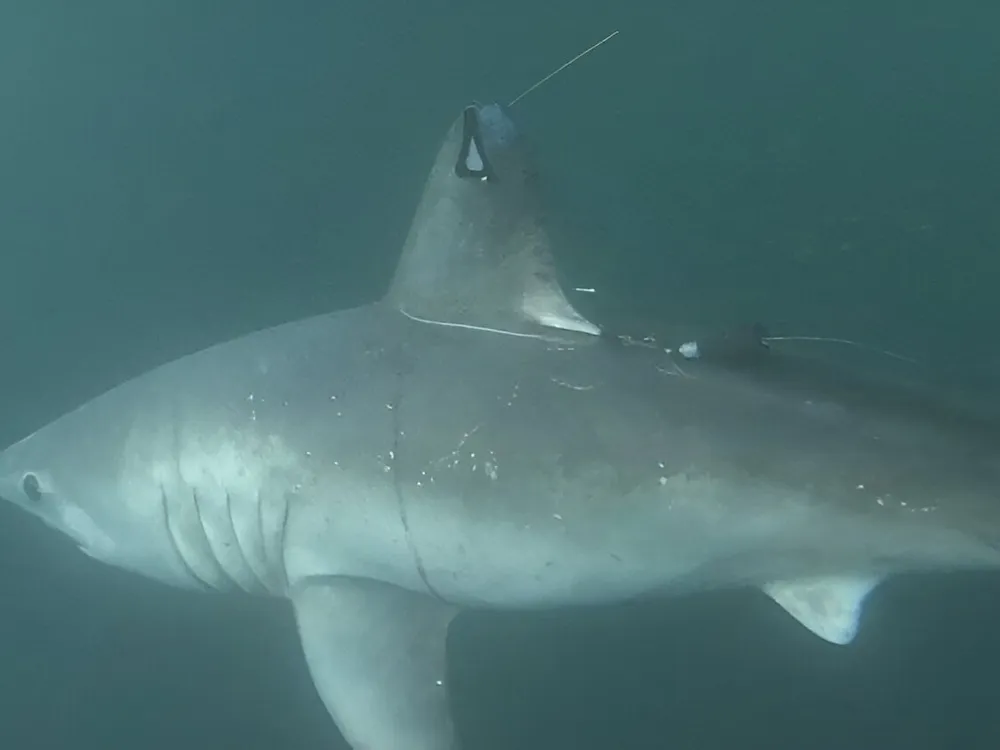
xmin=657 ymin=360 xmax=692 ymax=379
xmin=246 ymin=392 xmax=258 ymax=421
xmin=431 ymin=425 xmax=481 ymax=469
xmin=550 ymin=377 xmax=594 ymax=391
xmin=400 ymin=308 xmax=563 ymax=338
xmin=501 ymin=383 xmax=520 ymax=407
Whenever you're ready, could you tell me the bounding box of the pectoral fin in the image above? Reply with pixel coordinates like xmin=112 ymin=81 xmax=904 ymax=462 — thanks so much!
xmin=762 ymin=575 xmax=881 ymax=645
xmin=291 ymin=577 xmax=459 ymax=750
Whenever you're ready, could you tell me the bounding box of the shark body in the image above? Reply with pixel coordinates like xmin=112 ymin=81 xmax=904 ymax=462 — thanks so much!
xmin=1 ymin=101 xmax=998 ymax=749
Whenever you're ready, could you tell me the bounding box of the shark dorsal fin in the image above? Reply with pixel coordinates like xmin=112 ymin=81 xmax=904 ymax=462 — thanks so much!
xmin=386 ymin=103 xmax=599 ymax=338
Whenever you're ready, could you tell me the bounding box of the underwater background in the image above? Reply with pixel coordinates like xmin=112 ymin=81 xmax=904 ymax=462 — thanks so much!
xmin=0 ymin=1 xmax=998 ymax=747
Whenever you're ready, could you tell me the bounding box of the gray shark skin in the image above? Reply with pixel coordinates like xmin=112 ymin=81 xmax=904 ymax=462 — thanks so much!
xmin=2 ymin=101 xmax=1000 ymax=750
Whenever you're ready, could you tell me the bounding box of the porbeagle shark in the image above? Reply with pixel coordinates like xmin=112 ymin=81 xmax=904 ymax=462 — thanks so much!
xmin=1 ymin=101 xmax=998 ymax=749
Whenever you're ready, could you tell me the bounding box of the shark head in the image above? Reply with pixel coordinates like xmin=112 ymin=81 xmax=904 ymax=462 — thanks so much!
xmin=0 ymin=398 xmax=205 ymax=589
xmin=386 ymin=101 xmax=600 ymax=338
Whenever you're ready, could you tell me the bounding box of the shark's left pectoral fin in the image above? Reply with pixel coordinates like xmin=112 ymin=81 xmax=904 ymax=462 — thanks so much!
xmin=762 ymin=575 xmax=881 ymax=645
xmin=290 ymin=577 xmax=459 ymax=750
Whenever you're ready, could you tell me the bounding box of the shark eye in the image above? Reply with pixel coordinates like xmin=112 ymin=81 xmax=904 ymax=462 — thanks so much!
xmin=21 ymin=473 xmax=43 ymax=504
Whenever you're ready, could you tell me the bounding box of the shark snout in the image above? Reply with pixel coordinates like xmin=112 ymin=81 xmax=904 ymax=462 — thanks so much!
xmin=0 ymin=434 xmax=116 ymax=559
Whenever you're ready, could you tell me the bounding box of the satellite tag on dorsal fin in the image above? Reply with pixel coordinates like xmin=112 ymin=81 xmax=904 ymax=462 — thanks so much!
xmin=385 ymin=102 xmax=600 ymax=338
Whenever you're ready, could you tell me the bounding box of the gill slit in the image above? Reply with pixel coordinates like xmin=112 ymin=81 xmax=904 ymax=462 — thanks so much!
xmin=160 ymin=484 xmax=212 ymax=590
xmin=255 ymin=487 xmax=270 ymax=575
xmin=225 ymin=489 xmax=269 ymax=594
xmin=190 ymin=487 xmax=245 ymax=591
xmin=253 ymin=487 xmax=290 ymax=592
xmin=277 ymin=491 xmax=291 ymax=592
